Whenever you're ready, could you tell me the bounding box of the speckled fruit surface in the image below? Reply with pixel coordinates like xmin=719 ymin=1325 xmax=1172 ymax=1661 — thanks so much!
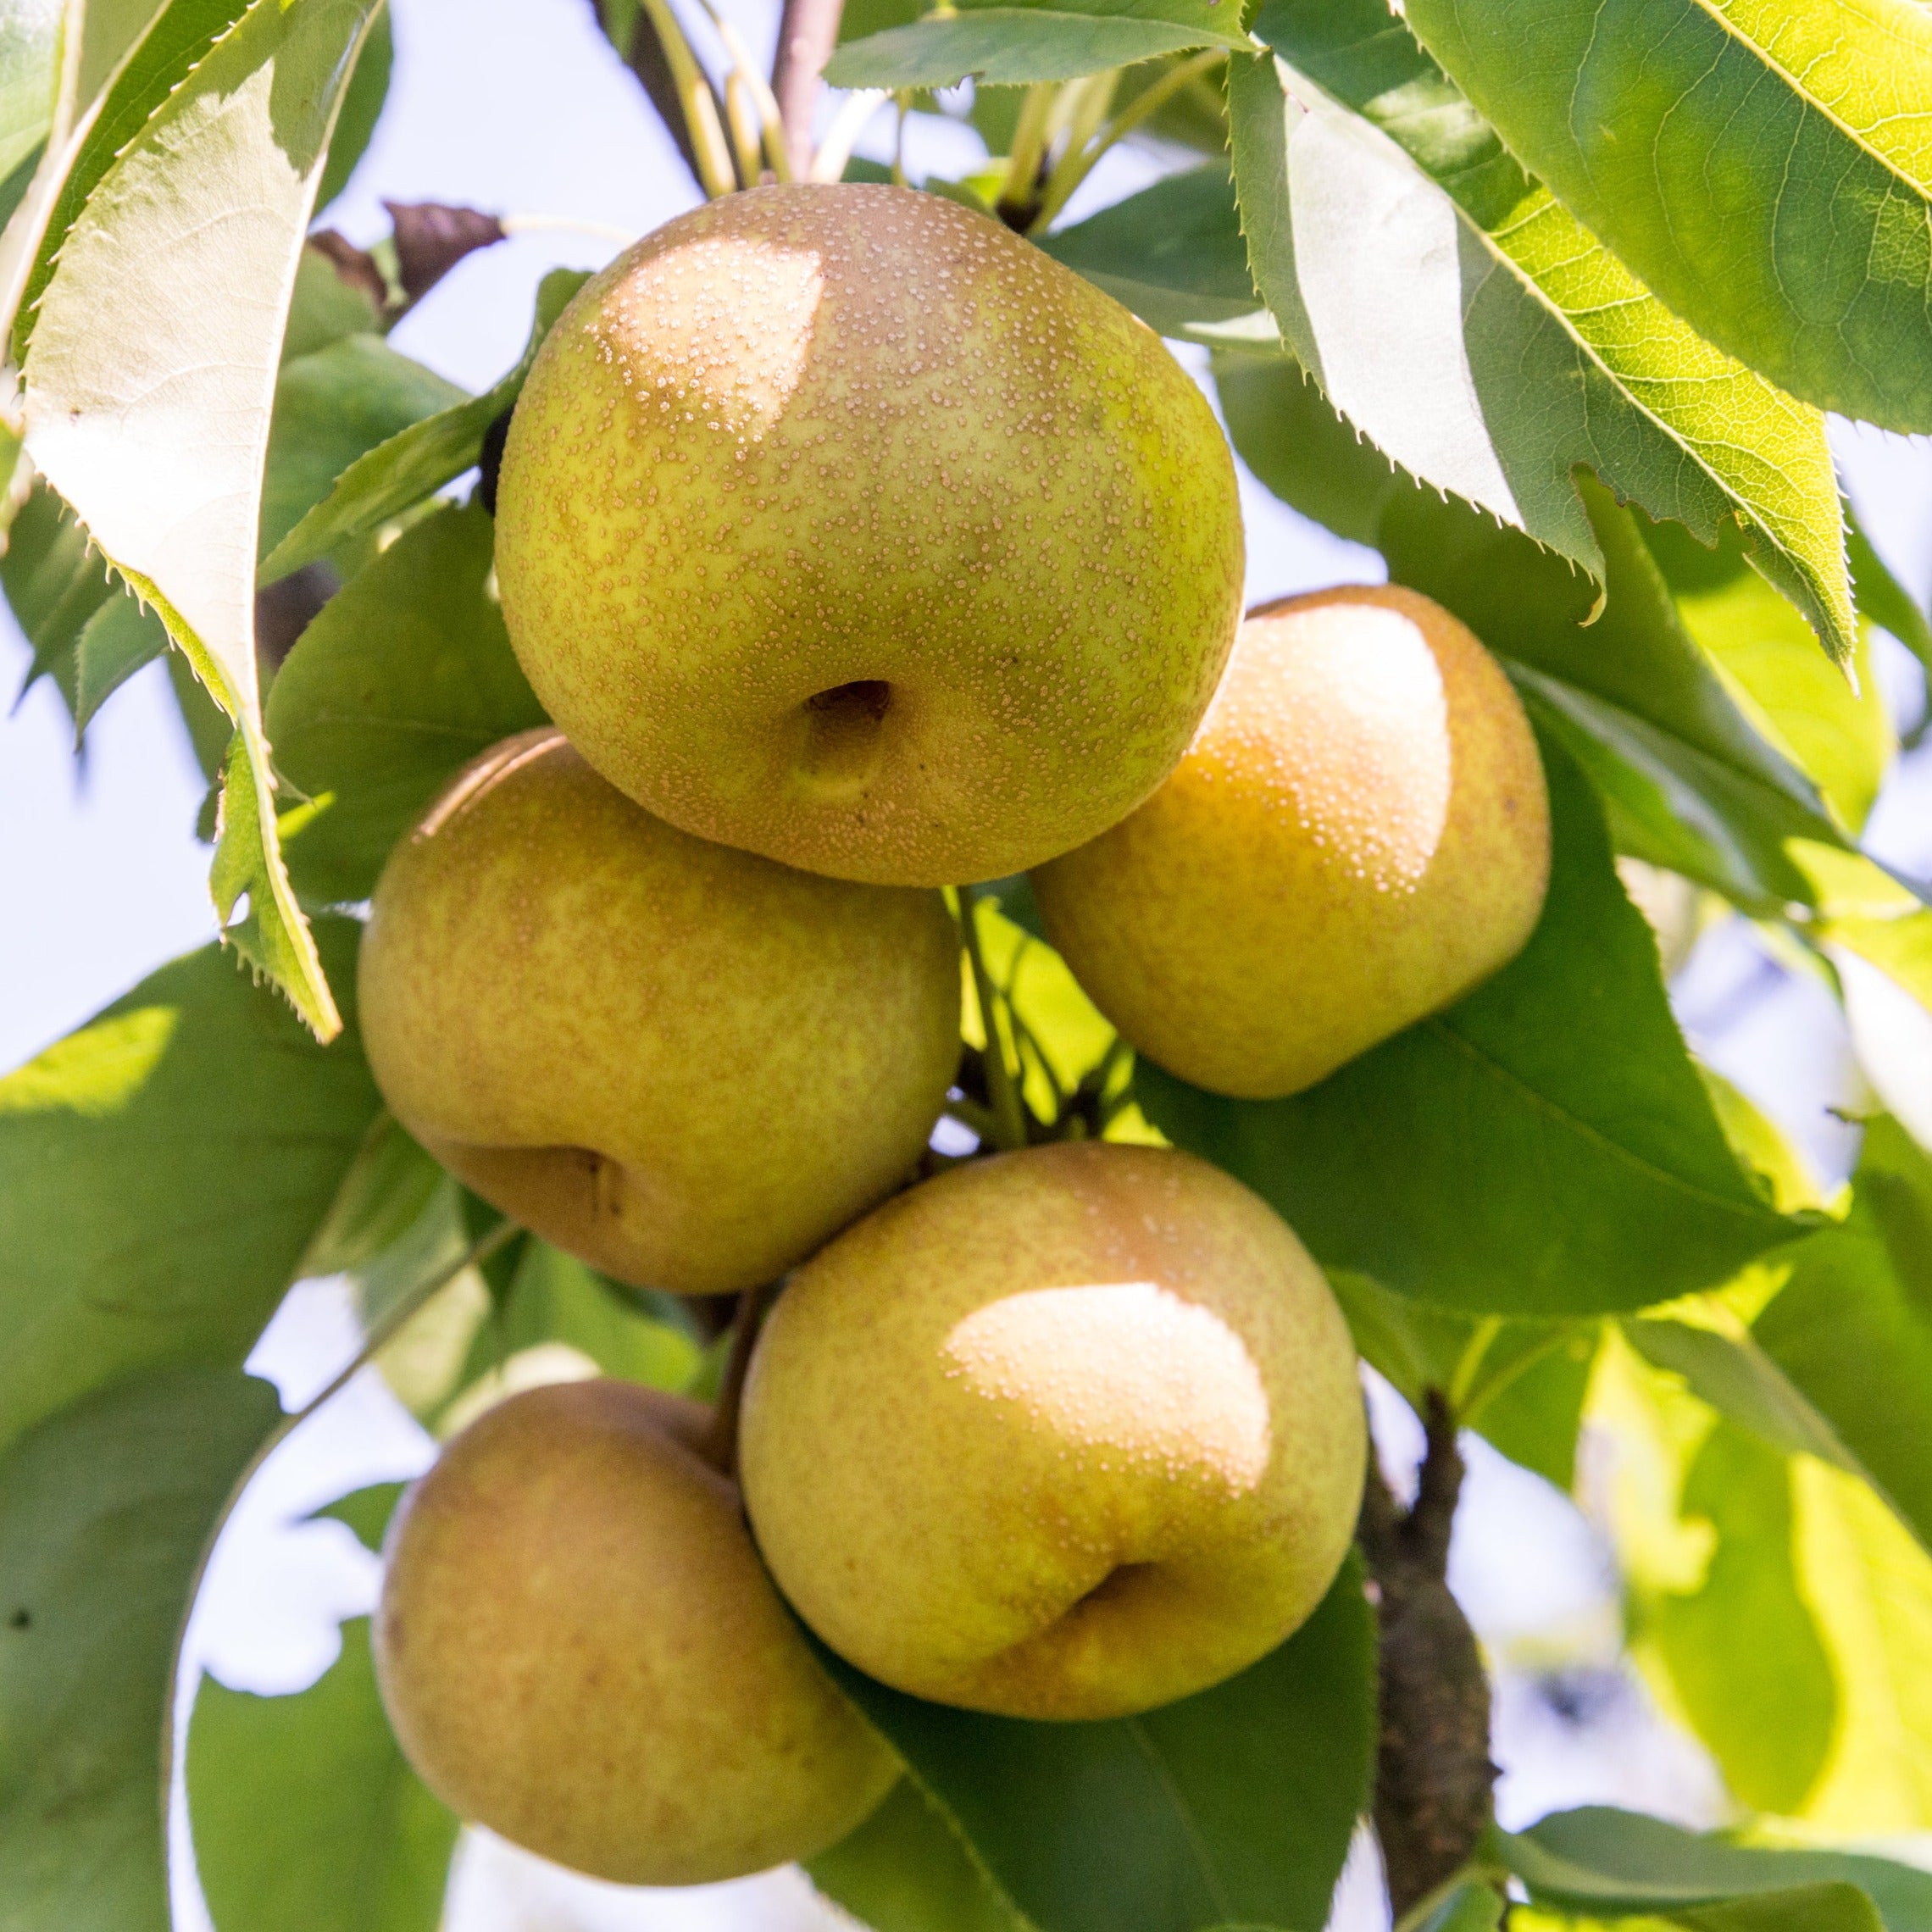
xmin=493 ymin=182 xmax=1243 ymax=887
xmin=357 ymin=728 xmax=960 ymax=1294
xmin=739 ymin=1141 xmax=1365 ymax=1720
xmin=375 ymin=1380 xmax=899 ymax=1885
xmin=1032 ymin=585 xmax=1552 ymax=1099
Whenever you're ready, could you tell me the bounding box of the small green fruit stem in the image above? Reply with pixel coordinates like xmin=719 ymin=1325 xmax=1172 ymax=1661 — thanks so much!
xmin=958 ymin=886 xmax=1031 ymax=1152
xmin=702 ymin=1278 xmax=776 ymax=1476
xmin=637 ymin=0 xmax=740 ymax=196
xmin=724 ymin=72 xmax=768 ymax=189
xmin=1446 ymin=1317 xmax=1502 ymax=1414
xmin=692 ymin=0 xmax=797 ymax=182
xmin=1027 ymin=48 xmax=1225 ymax=233
xmin=998 ymin=82 xmax=1062 ymax=223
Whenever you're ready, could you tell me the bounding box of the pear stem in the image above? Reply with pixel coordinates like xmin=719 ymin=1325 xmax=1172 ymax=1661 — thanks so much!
xmin=959 ymin=886 xmax=1031 ymax=1152
xmin=702 ymin=1278 xmax=775 ymax=1478
xmin=637 ymin=0 xmax=739 ymax=197
xmin=997 ymin=83 xmax=1060 ymax=226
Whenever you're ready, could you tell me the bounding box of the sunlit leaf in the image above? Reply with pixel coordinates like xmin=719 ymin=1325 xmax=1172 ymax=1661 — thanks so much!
xmin=1227 ymin=1 xmax=1854 ymax=658
xmin=1501 ymin=1803 xmax=1932 ymax=1930
xmin=1754 ymin=1119 xmax=1932 ymax=1557
xmin=1790 ymin=1456 xmax=1932 ymax=1832
xmin=22 ymin=0 xmax=386 ymax=1037
xmin=1401 ymin=0 xmax=1932 ymax=433
xmin=1646 ymin=1422 xmax=1835 ymax=1814
xmin=0 ymin=920 xmax=378 ymax=1457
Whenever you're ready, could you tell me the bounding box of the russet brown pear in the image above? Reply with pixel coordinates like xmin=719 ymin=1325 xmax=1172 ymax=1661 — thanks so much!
xmin=493 ymin=182 xmax=1243 ymax=886
xmin=739 ymin=1141 xmax=1364 ymax=1721
xmin=358 ymin=728 xmax=959 ymax=1294
xmin=1032 ymin=586 xmax=1552 ymax=1099
xmin=375 ymin=1380 xmax=900 ymax=1885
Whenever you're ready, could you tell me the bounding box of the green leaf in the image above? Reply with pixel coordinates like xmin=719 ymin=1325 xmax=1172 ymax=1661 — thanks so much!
xmin=310 ymin=1481 xmax=406 ymax=1554
xmin=1470 ymin=1335 xmax=1596 ymax=1494
xmin=22 ymin=0 xmax=387 ymax=1039
xmin=69 ymin=587 xmax=169 ymax=736
xmin=452 ymin=1238 xmax=703 ymax=1398
xmin=0 ymin=0 xmax=61 ymax=188
xmin=1227 ymin=3 xmax=1856 ymax=659
xmin=826 ymin=3 xmax=1252 ymax=91
xmin=1135 ymin=736 xmax=1802 ymax=1317
xmin=1646 ymin=519 xmax=1894 ymax=837
xmin=1622 ymin=1317 xmax=1867 ymax=1479
xmin=187 ymin=1618 xmax=458 ymax=1932
xmin=1414 ymin=1883 xmax=1505 ymax=1932
xmin=0 ymin=919 xmax=380 ymax=1457
xmin=817 ymin=1554 xmax=1375 ymax=1932
xmin=259 ymin=267 xmax=587 ymax=586
xmin=314 ymin=0 xmax=388 ymax=214
xmin=2 ymin=475 xmax=118 ymax=711
xmin=1035 ymin=164 xmax=1259 ymax=338
xmin=1399 ymin=0 xmax=1932 ymax=435
xmin=14 ymin=0 xmax=255 ymax=355
xmin=261 ymin=335 xmax=464 ymax=564
xmin=282 ymin=244 xmax=384 ymax=364
xmin=808 ymin=1778 xmax=1024 ymax=1932
xmin=1676 ymin=1887 xmax=1887 ymax=1932
xmin=0 ymin=1368 xmax=284 ymax=1932
xmin=299 ymin=1112 xmax=446 ymax=1280
xmin=1645 ymin=1422 xmax=1836 ymax=1815
xmin=1847 ymin=515 xmax=1932 ymax=688
xmin=1325 ymin=1269 xmax=1595 ymax=1487
xmin=265 ymin=502 xmax=547 ymax=905
xmin=1499 ymin=1807 xmax=1932 ymax=1932
xmin=1753 ymin=1118 xmax=1932 ymax=1557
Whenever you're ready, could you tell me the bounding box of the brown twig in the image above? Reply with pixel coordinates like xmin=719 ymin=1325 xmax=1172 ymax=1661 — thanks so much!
xmin=771 ymin=0 xmax=845 ymax=180
xmin=1357 ymin=1391 xmax=1497 ymax=1919
xmin=701 ymin=1278 xmax=776 ymax=1476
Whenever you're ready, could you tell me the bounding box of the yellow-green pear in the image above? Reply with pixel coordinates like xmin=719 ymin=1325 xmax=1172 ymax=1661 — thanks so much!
xmin=358 ymin=728 xmax=960 ymax=1294
xmin=739 ymin=1141 xmax=1364 ymax=1721
xmin=1032 ymin=585 xmax=1551 ymax=1100
xmin=375 ymin=1378 xmax=900 ymax=1885
xmin=493 ymin=182 xmax=1243 ymax=887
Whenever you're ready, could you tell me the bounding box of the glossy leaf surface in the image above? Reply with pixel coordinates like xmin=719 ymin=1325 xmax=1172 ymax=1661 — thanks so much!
xmin=1402 ymin=0 xmax=1932 ymax=432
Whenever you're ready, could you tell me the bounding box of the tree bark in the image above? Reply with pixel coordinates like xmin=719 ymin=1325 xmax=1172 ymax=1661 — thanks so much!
xmin=1357 ymin=1392 xmax=1498 ymax=1919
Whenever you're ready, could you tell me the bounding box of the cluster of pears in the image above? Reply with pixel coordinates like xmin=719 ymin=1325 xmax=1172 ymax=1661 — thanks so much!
xmin=359 ymin=184 xmax=1552 ymax=1888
